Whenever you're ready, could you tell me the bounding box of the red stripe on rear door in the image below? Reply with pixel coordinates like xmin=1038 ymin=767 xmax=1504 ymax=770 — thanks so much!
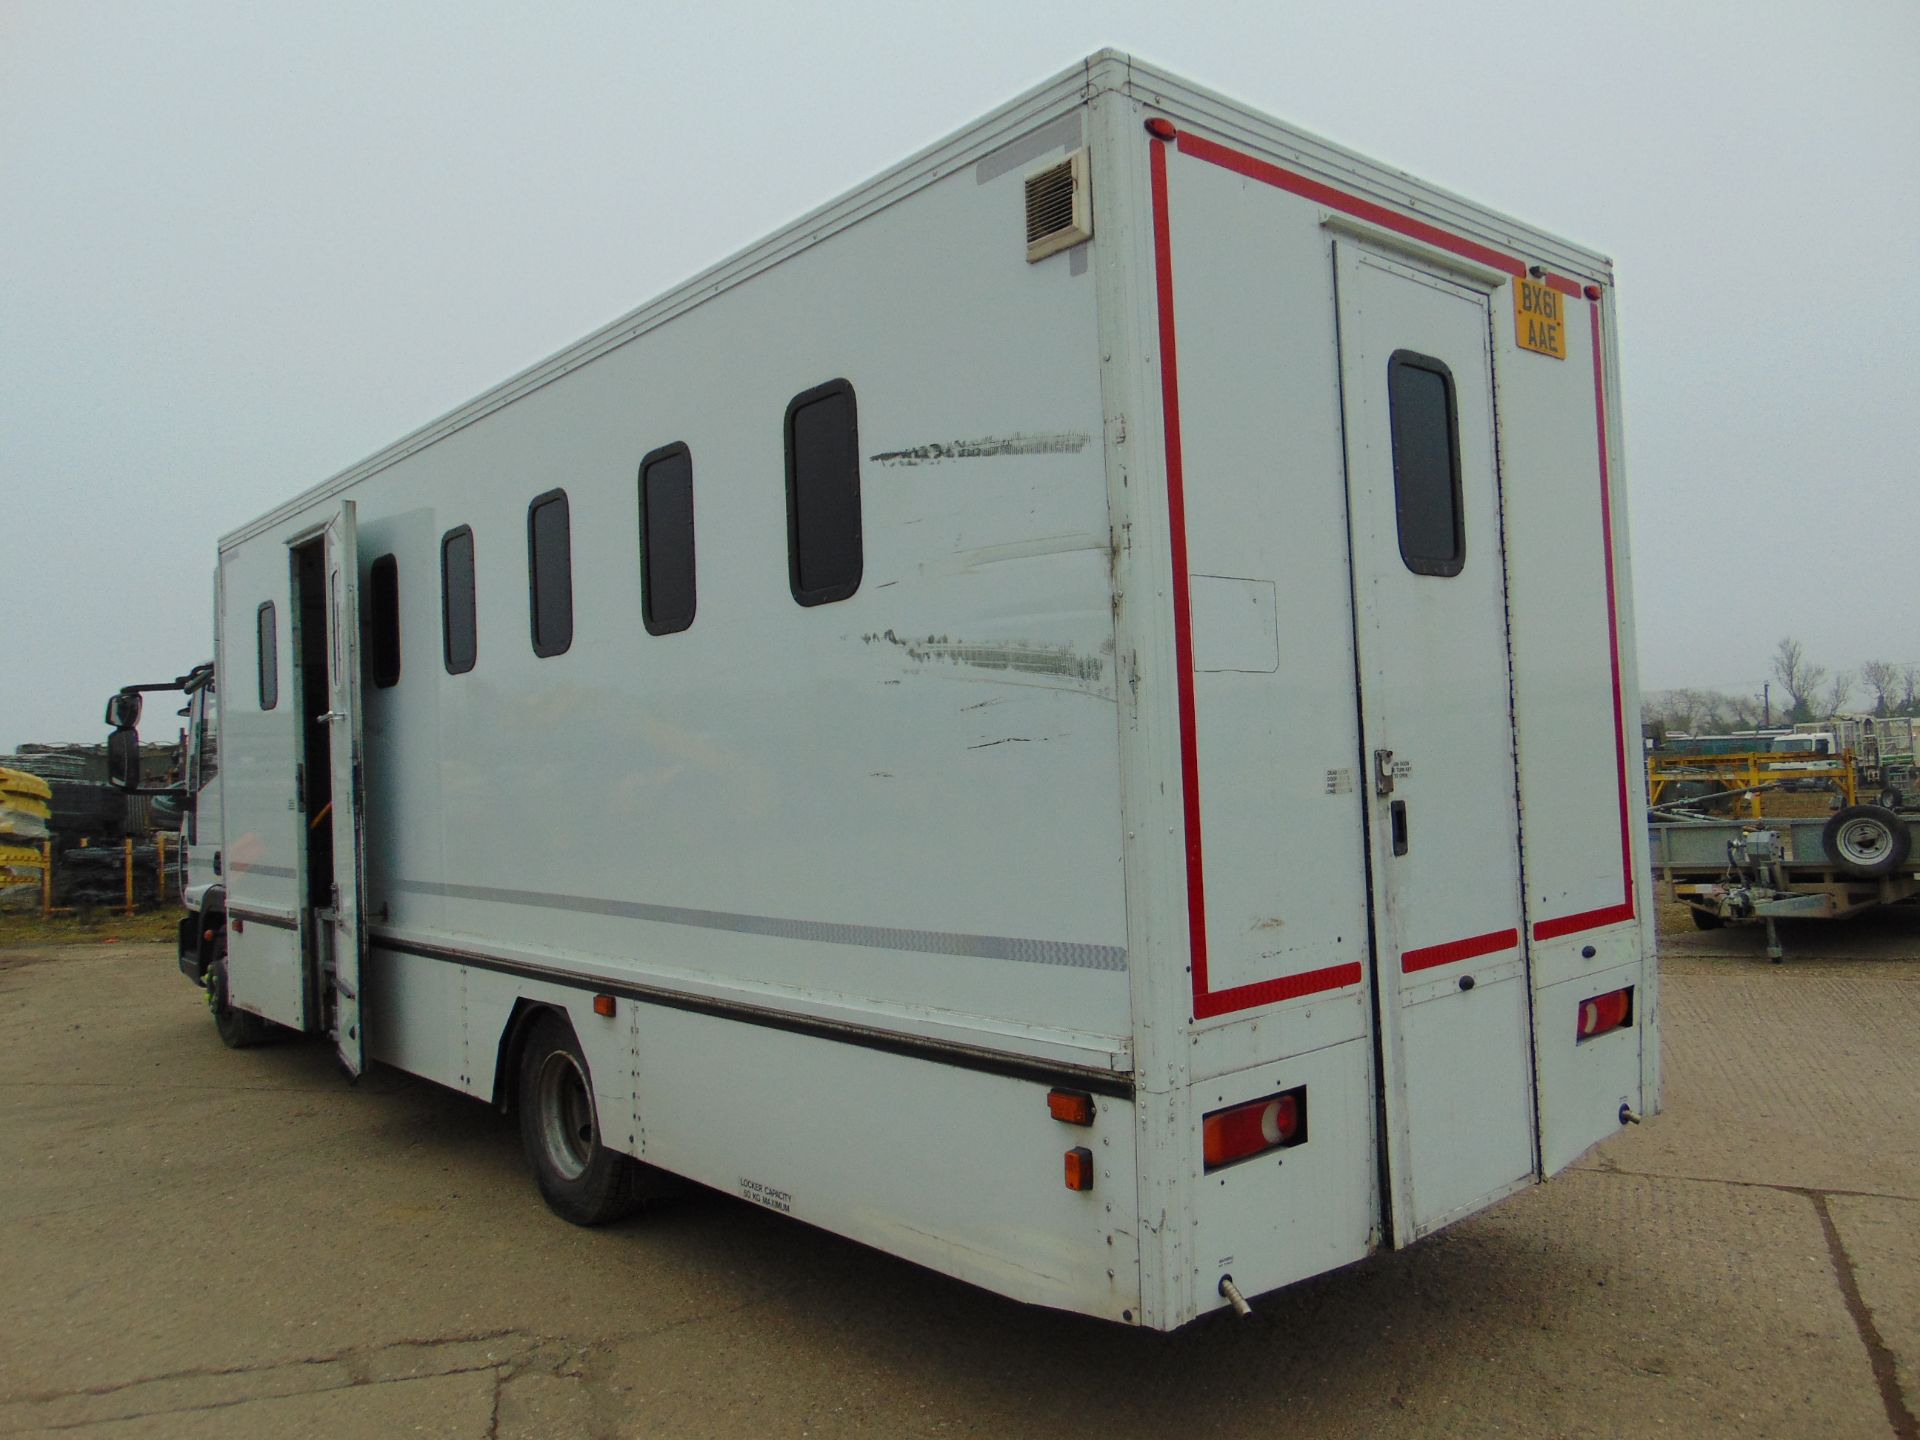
xmin=1402 ymin=928 xmax=1520 ymax=974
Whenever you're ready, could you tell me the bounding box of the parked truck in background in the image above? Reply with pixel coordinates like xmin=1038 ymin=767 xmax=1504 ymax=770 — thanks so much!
xmin=101 ymin=52 xmax=1656 ymax=1330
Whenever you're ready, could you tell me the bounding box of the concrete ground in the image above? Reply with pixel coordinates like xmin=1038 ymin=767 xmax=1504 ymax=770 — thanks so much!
xmin=1 ymin=910 xmax=1914 ymax=1440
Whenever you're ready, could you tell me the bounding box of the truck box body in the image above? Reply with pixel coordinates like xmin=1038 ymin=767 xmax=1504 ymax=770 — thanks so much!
xmin=196 ymin=52 xmax=1656 ymax=1329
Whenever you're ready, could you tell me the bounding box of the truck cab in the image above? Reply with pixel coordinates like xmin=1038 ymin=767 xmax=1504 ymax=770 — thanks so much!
xmin=102 ymin=662 xmax=224 ymax=983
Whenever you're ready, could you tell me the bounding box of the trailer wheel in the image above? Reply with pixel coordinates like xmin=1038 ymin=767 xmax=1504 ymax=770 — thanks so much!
xmin=1877 ymin=787 xmax=1903 ymax=811
xmin=1687 ymin=906 xmax=1725 ymax=930
xmin=516 ymin=1013 xmax=648 ymax=1226
xmin=205 ymin=947 xmax=269 ymax=1049
xmin=1821 ymin=804 xmax=1912 ymax=878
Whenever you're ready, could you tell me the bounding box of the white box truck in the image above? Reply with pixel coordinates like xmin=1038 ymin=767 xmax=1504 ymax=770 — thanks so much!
xmin=105 ymin=51 xmax=1657 ymax=1330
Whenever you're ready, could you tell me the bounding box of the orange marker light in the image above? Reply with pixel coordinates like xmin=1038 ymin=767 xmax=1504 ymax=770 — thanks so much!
xmin=1064 ymin=1146 xmax=1095 ymax=1192
xmin=592 ymin=994 xmax=617 ymax=1018
xmin=1047 ymin=1088 xmax=1095 ymax=1126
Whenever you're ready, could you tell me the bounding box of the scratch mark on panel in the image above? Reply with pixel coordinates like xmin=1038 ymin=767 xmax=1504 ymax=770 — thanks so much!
xmin=871 ymin=432 xmax=1091 ymax=467
xmin=968 ymin=737 xmax=1037 ymax=750
xmin=862 ymin=629 xmax=1107 ymax=684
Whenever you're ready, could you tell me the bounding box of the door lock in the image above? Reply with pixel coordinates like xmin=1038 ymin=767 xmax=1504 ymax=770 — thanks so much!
xmin=1374 ymin=748 xmax=1396 ymax=798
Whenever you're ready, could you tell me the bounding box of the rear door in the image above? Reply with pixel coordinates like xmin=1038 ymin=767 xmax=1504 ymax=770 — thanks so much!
xmin=1333 ymin=243 xmax=1538 ymax=1242
xmin=323 ymin=501 xmax=369 ymax=1077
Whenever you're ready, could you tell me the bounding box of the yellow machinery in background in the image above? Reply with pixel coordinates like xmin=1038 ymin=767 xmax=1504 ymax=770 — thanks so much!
xmin=0 ymin=767 xmax=52 ymax=897
xmin=1647 ymin=750 xmax=1857 ymax=817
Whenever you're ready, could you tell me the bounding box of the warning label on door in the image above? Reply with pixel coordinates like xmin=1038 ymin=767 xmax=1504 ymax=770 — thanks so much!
xmin=1513 ymin=277 xmax=1567 ymax=359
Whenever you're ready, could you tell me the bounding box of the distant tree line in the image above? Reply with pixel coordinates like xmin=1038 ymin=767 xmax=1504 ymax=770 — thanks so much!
xmin=1644 ymin=637 xmax=1920 ymax=735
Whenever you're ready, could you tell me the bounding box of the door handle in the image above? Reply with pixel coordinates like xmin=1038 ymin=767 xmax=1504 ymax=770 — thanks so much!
xmin=1374 ymin=749 xmax=1396 ymax=798
xmin=319 ymin=710 xmax=347 ymax=723
xmin=1390 ymin=800 xmax=1409 ymax=856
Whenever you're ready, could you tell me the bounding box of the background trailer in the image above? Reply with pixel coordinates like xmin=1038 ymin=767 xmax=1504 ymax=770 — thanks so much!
xmin=114 ymin=51 xmax=1656 ymax=1331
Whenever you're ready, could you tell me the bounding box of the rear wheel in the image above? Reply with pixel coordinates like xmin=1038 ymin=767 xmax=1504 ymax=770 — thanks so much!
xmin=205 ymin=946 xmax=269 ymax=1049
xmin=516 ymin=1013 xmax=649 ymax=1226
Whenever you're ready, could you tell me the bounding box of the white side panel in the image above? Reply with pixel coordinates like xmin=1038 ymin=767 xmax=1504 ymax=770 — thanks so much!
xmin=628 ymin=997 xmax=1141 ymax=1321
xmin=334 ymin=113 xmax=1129 ymax=1062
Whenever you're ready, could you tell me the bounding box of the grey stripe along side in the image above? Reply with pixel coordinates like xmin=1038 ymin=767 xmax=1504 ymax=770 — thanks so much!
xmin=232 ymin=863 xmax=297 ymax=879
xmin=390 ymin=878 xmax=1127 ymax=972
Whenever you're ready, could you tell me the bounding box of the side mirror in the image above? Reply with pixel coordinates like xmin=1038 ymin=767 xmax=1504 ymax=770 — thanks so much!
xmin=107 ymin=726 xmax=142 ymax=790
xmin=105 ymin=691 xmax=143 ymax=729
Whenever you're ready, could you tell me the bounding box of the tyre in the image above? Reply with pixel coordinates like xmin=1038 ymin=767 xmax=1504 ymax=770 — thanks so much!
xmin=516 ymin=1013 xmax=649 ymax=1226
xmin=205 ymin=947 xmax=269 ymax=1049
xmin=1687 ymin=906 xmax=1725 ymax=931
xmin=1878 ymin=787 xmax=1904 ymax=811
xmin=1820 ymin=804 xmax=1913 ymax=879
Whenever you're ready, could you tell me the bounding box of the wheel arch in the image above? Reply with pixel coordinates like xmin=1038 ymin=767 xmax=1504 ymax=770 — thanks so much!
xmin=490 ymin=998 xmax=574 ymax=1112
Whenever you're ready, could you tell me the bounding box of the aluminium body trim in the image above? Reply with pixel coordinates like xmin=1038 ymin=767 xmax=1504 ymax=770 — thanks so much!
xmin=387 ymin=876 xmax=1126 ymax=972
xmin=370 ymin=930 xmax=1135 ymax=1097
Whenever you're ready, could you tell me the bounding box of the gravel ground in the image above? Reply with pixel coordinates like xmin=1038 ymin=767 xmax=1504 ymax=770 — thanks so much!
xmin=1 ymin=906 xmax=1915 ymax=1439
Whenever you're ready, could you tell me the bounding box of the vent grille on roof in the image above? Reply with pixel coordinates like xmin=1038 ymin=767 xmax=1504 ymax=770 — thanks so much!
xmin=1024 ymin=148 xmax=1091 ymax=263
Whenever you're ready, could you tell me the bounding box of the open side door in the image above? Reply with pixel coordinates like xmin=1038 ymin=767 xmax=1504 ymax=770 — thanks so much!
xmin=323 ymin=500 xmax=369 ymax=1077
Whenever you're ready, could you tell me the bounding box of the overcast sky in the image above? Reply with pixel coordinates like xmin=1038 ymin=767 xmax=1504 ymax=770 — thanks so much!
xmin=5 ymin=0 xmax=1916 ymax=749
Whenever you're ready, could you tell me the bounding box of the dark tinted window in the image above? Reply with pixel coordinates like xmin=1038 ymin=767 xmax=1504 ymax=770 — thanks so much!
xmin=784 ymin=379 xmax=862 ymax=606
xmin=441 ymin=526 xmax=476 ymax=674
xmin=639 ymin=443 xmax=696 ymax=635
xmin=1386 ymin=352 xmax=1464 ymax=577
xmin=527 ymin=490 xmax=573 ymax=657
xmin=256 ymin=602 xmax=278 ymax=710
xmin=368 ymin=553 xmax=401 ymax=688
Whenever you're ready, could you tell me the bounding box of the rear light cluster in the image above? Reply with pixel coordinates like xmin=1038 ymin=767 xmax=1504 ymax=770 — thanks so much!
xmin=1576 ymin=986 xmax=1634 ymax=1042
xmin=1202 ymin=1087 xmax=1307 ymax=1172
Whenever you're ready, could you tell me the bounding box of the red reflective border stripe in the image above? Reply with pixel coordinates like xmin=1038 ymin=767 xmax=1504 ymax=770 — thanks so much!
xmin=1175 ymin=132 xmax=1588 ymax=298
xmin=1149 ymin=138 xmax=1215 ymax=1007
xmin=1402 ymin=928 xmax=1519 ymax=974
xmin=1195 ymin=962 xmax=1366 ymax=1018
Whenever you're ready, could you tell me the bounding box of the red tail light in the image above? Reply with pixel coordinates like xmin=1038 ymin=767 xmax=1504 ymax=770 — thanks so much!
xmin=1203 ymin=1088 xmax=1306 ymax=1171
xmin=1576 ymin=986 xmax=1633 ymax=1041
